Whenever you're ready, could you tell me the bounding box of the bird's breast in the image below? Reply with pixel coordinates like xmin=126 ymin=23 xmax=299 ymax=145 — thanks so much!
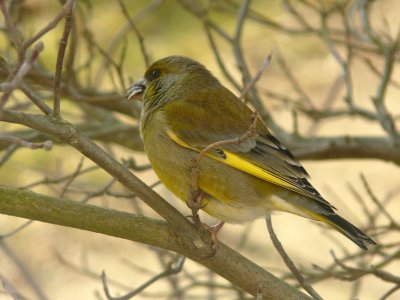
xmin=141 ymin=109 xmax=194 ymax=201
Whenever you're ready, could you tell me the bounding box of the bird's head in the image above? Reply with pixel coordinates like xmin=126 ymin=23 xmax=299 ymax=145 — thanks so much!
xmin=127 ymin=56 xmax=217 ymax=106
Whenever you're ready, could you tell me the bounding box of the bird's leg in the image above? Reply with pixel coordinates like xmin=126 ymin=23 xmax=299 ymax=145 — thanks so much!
xmin=186 ymin=192 xmax=224 ymax=252
xmin=202 ymin=221 xmax=225 ymax=250
xmin=188 ymin=156 xmax=207 ymax=227
xmin=186 ymin=189 xmax=206 ymax=227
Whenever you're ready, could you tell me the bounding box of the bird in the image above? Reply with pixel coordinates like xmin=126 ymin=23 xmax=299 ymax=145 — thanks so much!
xmin=127 ymin=55 xmax=376 ymax=250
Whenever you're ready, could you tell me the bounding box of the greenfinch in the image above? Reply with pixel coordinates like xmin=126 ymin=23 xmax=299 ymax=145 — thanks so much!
xmin=127 ymin=55 xmax=375 ymax=250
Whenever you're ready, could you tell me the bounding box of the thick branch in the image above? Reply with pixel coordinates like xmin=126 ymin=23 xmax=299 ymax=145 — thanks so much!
xmin=0 ymin=186 xmax=311 ymax=300
xmin=0 ymin=124 xmax=143 ymax=152
xmin=290 ymin=136 xmax=400 ymax=166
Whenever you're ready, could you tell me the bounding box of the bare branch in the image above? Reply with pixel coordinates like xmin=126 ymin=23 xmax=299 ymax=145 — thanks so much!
xmin=276 ymin=53 xmax=314 ymax=107
xmin=240 ymin=54 xmax=272 ymax=100
xmin=19 ymin=0 xmax=75 ymax=65
xmin=265 ymin=214 xmax=323 ymax=300
xmin=0 ymin=43 xmax=44 ymax=110
xmin=102 ymin=255 xmax=185 ymax=300
xmin=0 ymin=134 xmax=53 ymax=151
xmin=371 ymin=33 xmax=400 ymax=140
xmin=360 ymin=174 xmax=399 ymax=227
xmin=0 ymin=275 xmax=21 ymax=300
xmin=0 ymin=185 xmax=311 ymax=300
xmin=53 ymin=0 xmax=75 ymax=118
xmin=117 ymin=0 xmax=150 ymax=68
xmin=0 ymin=240 xmax=48 ymax=300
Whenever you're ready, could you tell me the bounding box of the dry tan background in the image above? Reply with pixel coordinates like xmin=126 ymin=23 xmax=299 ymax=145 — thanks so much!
xmin=1 ymin=0 xmax=400 ymax=299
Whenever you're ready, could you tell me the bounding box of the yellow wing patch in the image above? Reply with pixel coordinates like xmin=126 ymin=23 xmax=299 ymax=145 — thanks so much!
xmin=212 ymin=151 xmax=293 ymax=189
xmin=167 ymin=129 xmax=305 ymax=197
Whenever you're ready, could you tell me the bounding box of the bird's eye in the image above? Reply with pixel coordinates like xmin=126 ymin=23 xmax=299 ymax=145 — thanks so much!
xmin=149 ymin=69 xmax=161 ymax=81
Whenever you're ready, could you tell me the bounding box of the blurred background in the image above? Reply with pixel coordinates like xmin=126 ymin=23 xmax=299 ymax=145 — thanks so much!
xmin=1 ymin=0 xmax=400 ymax=299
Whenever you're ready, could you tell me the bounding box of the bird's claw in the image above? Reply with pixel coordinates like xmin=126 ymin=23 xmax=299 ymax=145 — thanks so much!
xmin=202 ymin=221 xmax=225 ymax=251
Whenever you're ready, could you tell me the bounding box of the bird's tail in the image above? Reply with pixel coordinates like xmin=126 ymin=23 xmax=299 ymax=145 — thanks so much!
xmin=310 ymin=211 xmax=376 ymax=250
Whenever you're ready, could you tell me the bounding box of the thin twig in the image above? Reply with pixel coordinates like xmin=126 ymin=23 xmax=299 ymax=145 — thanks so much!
xmin=0 ymin=0 xmax=21 ymax=49
xmin=0 ymin=240 xmax=48 ymax=300
xmin=53 ymin=0 xmax=74 ymax=118
xmin=0 ymin=220 xmax=34 ymax=239
xmin=204 ymin=24 xmax=241 ymax=91
xmin=53 ymin=250 xmax=133 ymax=291
xmin=276 ymin=53 xmax=314 ymax=107
xmin=0 ymin=143 xmax=18 ymax=167
xmin=83 ymin=27 xmax=127 ymax=92
xmin=0 ymin=58 xmax=52 ymax=114
xmin=102 ymin=255 xmax=185 ymax=300
xmin=371 ymin=31 xmax=400 ymax=141
xmin=358 ymin=0 xmax=386 ymax=52
xmin=380 ymin=284 xmax=400 ymax=300
xmin=265 ymin=214 xmax=322 ymax=300
xmin=60 ymin=157 xmax=85 ymax=197
xmin=0 ymin=135 xmax=52 ymax=151
xmin=94 ymin=0 xmax=161 ymax=84
xmin=306 ymin=75 xmax=342 ymax=136
xmin=117 ymin=0 xmax=150 ymax=68
xmin=239 ymin=54 xmax=272 ymax=100
xmin=19 ymin=0 xmax=75 ymax=66
xmin=79 ymin=177 xmax=117 ymax=204
xmin=363 ymin=57 xmax=400 ymax=89
xmin=231 ymin=0 xmax=267 ymax=113
xmin=330 ymin=249 xmax=400 ymax=283
xmin=360 ymin=173 xmax=398 ymax=227
xmin=20 ymin=83 xmax=53 ymax=115
xmin=0 ymin=275 xmax=21 ymax=300
xmin=321 ymin=11 xmax=355 ymax=108
xmin=21 ymin=165 xmax=98 ymax=190
xmin=0 ymin=43 xmax=44 ymax=110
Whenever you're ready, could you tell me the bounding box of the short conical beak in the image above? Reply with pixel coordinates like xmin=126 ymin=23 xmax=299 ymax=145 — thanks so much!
xmin=127 ymin=77 xmax=147 ymax=100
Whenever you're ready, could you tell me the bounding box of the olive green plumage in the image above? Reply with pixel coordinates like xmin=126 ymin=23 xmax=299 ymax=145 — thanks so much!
xmin=127 ymin=55 xmax=376 ymax=250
